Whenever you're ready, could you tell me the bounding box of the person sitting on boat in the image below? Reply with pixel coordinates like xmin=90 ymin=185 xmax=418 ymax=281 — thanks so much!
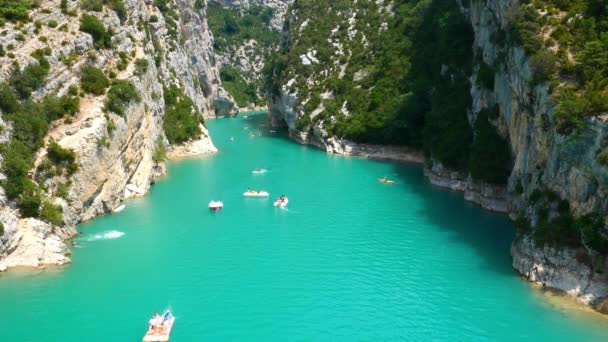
xmin=149 ymin=312 xmax=160 ymax=330
xmin=279 ymin=195 xmax=285 ymax=202
xmin=163 ymin=310 xmax=173 ymax=322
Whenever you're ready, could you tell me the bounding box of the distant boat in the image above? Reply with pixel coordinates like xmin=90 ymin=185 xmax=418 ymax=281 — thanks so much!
xmin=142 ymin=310 xmax=174 ymax=342
xmin=269 ymin=130 xmax=276 ymax=133
xmin=209 ymin=201 xmax=223 ymax=211
xmin=377 ymin=178 xmax=395 ymax=184
xmin=252 ymin=168 xmax=267 ymax=174
xmin=243 ymin=190 xmax=269 ymax=197
xmin=112 ymin=204 xmax=126 ymax=213
xmin=274 ymin=197 xmax=289 ymax=207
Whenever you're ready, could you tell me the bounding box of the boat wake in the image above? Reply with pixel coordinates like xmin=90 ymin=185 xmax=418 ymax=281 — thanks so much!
xmin=83 ymin=230 xmax=125 ymax=242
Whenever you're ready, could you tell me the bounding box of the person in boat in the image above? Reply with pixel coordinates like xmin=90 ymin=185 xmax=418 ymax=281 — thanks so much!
xmin=279 ymin=195 xmax=286 ymax=203
xmin=149 ymin=312 xmax=160 ymax=331
xmin=163 ymin=310 xmax=173 ymax=323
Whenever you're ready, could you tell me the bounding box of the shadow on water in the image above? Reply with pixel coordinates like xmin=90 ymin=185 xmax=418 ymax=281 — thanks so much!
xmin=390 ymin=162 xmax=516 ymax=276
xmin=243 ymin=111 xmax=515 ymax=275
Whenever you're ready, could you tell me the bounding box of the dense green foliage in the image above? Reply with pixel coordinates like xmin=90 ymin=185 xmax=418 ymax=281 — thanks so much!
xmin=80 ymin=14 xmax=112 ymax=48
xmin=0 ymin=0 xmax=32 ymax=22
xmin=207 ymin=4 xmax=279 ymax=108
xmin=104 ymin=80 xmax=140 ymax=115
xmin=162 ymin=85 xmax=202 ymax=144
xmin=81 ymin=0 xmax=127 ymax=22
xmin=80 ymin=66 xmax=109 ymax=95
xmin=152 ymin=137 xmax=167 ymax=162
xmin=47 ymin=141 xmax=78 ymax=174
xmin=220 ymin=66 xmax=260 ymax=107
xmin=511 ymin=1 xmax=608 ymax=133
xmin=40 ymin=201 xmax=64 ymax=225
xmin=10 ymin=58 xmax=50 ymax=99
xmin=469 ymin=111 xmax=512 ymax=184
xmin=207 ymin=4 xmax=278 ymax=52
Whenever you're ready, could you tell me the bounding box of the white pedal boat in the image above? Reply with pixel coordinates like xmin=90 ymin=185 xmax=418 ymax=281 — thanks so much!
xmin=143 ymin=312 xmax=174 ymax=342
xmin=243 ymin=190 xmax=269 ymax=197
xmin=112 ymin=204 xmax=126 ymax=213
xmin=209 ymin=200 xmax=223 ymax=211
xmin=274 ymin=197 xmax=289 ymax=207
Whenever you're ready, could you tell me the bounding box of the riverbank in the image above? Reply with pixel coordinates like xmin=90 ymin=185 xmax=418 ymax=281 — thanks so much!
xmin=277 ymin=123 xmax=608 ymax=316
xmin=0 ymin=126 xmax=218 ymax=273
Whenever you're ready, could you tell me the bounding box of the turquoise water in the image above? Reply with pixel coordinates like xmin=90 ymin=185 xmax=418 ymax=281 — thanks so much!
xmin=1 ymin=113 xmax=608 ymax=341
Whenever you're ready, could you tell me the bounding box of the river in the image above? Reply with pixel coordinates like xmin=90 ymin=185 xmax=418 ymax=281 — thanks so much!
xmin=1 ymin=112 xmax=607 ymax=341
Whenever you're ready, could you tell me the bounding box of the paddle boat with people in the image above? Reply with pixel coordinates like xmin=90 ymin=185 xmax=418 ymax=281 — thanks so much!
xmin=252 ymin=168 xmax=267 ymax=174
xmin=143 ymin=310 xmax=174 ymax=342
xmin=377 ymin=177 xmax=396 ymax=184
xmin=274 ymin=195 xmax=289 ymax=207
xmin=243 ymin=189 xmax=269 ymax=197
xmin=209 ymin=200 xmax=224 ymax=211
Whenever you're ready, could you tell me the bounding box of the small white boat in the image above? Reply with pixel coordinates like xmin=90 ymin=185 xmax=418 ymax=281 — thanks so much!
xmin=112 ymin=204 xmax=126 ymax=213
xmin=252 ymin=168 xmax=267 ymax=174
xmin=209 ymin=200 xmax=223 ymax=211
xmin=143 ymin=310 xmax=174 ymax=342
xmin=274 ymin=197 xmax=289 ymax=207
xmin=243 ymin=190 xmax=269 ymax=197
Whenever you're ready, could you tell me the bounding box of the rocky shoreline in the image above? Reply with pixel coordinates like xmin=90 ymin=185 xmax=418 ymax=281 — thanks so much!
xmin=0 ymin=129 xmax=218 ymax=273
xmin=278 ymin=124 xmax=608 ymax=314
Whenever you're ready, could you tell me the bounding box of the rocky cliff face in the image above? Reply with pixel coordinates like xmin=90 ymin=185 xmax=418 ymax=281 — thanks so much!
xmin=470 ymin=0 xmax=608 ymax=309
xmin=267 ymin=0 xmax=608 ymax=312
xmin=0 ymin=0 xmax=222 ymax=271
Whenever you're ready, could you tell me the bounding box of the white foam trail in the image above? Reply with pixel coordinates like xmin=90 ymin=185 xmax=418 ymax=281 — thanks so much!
xmin=84 ymin=230 xmax=125 ymax=242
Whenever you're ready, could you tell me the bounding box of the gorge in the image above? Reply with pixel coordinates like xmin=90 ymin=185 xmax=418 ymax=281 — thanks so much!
xmin=1 ymin=0 xmax=608 ymax=328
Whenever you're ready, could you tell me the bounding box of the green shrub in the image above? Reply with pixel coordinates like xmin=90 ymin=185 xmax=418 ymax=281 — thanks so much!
xmin=105 ymin=80 xmax=140 ymax=115
xmin=47 ymin=19 xmax=58 ymax=28
xmin=108 ymin=0 xmax=127 ymax=23
xmin=162 ymin=85 xmax=202 ymax=144
xmin=220 ymin=66 xmax=259 ymax=107
xmin=597 ymin=150 xmax=608 ymax=166
xmin=10 ymin=59 xmax=50 ymax=99
xmin=0 ymin=82 xmax=20 ymax=114
xmin=80 ymin=66 xmax=109 ymax=95
xmin=81 ymin=0 xmax=103 ymax=11
xmin=0 ymin=0 xmax=32 ymax=22
xmin=134 ymin=58 xmax=149 ymax=76
xmin=56 ymin=181 xmax=71 ymax=199
xmin=47 ymin=141 xmax=76 ymax=165
xmin=80 ymin=14 xmax=111 ymax=48
xmin=40 ymin=201 xmax=63 ymax=225
xmin=530 ymin=50 xmax=558 ymax=84
xmin=469 ymin=111 xmax=512 ymax=184
xmin=19 ymin=185 xmax=42 ymax=218
xmin=41 ymin=95 xmax=80 ymax=120
xmin=152 ymin=137 xmax=167 ymax=162
xmin=0 ymin=221 xmax=4 ymax=235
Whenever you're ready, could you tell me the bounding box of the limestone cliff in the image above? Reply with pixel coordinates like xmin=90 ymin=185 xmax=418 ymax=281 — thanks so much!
xmin=0 ymin=0 xmax=223 ymax=271
xmin=266 ymin=0 xmax=608 ymax=312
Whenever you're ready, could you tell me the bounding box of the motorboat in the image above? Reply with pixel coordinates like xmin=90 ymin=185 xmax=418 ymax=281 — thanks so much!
xmin=209 ymin=200 xmax=224 ymax=211
xmin=252 ymin=168 xmax=267 ymax=174
xmin=143 ymin=310 xmax=174 ymax=342
xmin=243 ymin=190 xmax=269 ymax=197
xmin=377 ymin=178 xmax=396 ymax=184
xmin=274 ymin=197 xmax=289 ymax=207
xmin=112 ymin=204 xmax=126 ymax=213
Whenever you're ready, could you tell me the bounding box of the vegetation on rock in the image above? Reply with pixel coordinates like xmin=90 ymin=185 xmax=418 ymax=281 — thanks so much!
xmin=162 ymin=85 xmax=202 ymax=144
